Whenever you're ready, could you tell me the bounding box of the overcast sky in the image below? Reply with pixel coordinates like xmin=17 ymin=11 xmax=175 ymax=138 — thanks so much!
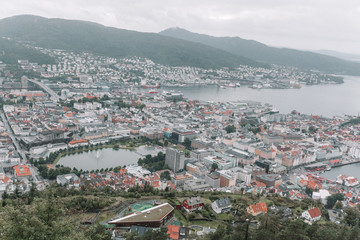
xmin=1 ymin=0 xmax=360 ymax=54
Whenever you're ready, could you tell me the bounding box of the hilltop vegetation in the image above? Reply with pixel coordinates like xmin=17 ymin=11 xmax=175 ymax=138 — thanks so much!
xmin=160 ymin=27 xmax=360 ymax=75
xmin=2 ymin=183 xmax=360 ymax=240
xmin=0 ymin=15 xmax=262 ymax=69
xmin=1 ymin=15 xmax=359 ymax=75
xmin=0 ymin=38 xmax=55 ymax=64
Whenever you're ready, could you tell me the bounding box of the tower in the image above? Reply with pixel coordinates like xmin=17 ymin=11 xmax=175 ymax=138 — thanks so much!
xmin=165 ymin=148 xmax=185 ymax=172
xmin=21 ymin=76 xmax=28 ymax=89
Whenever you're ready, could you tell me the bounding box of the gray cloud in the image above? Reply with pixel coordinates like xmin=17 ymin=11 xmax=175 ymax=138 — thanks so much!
xmin=1 ymin=0 xmax=360 ymax=54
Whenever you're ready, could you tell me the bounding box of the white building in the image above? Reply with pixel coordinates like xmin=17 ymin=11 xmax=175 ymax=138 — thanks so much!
xmin=312 ymin=189 xmax=331 ymax=205
xmin=301 ymin=207 xmax=321 ymax=223
xmin=0 ymin=149 xmax=9 ymax=162
xmin=211 ymin=197 xmax=232 ymax=214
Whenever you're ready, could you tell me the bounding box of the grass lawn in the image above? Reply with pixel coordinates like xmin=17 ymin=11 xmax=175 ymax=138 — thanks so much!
xmin=174 ymin=209 xmax=188 ymax=226
xmin=97 ymin=211 xmax=118 ymax=224
xmin=190 ymin=220 xmax=224 ymax=228
xmin=215 ymin=213 xmax=232 ymax=221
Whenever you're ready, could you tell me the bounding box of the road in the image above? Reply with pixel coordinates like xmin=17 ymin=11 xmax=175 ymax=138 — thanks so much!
xmin=0 ymin=110 xmax=46 ymax=188
xmin=0 ymin=111 xmax=27 ymax=162
xmin=27 ymin=78 xmax=60 ymax=102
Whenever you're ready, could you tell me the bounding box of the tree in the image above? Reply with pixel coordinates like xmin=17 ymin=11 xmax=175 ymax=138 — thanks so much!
xmin=308 ymin=126 xmax=317 ymax=133
xmin=255 ymin=214 xmax=280 ymax=240
xmin=335 ymin=201 xmax=343 ymax=210
xmin=183 ymin=138 xmax=191 ymax=150
xmin=2 ymin=191 xmax=9 ymax=207
xmin=343 ymin=207 xmax=360 ymax=227
xmin=349 ymin=226 xmax=360 ymax=240
xmin=225 ymin=125 xmax=236 ymax=134
xmin=0 ymin=188 xmax=84 ymax=240
xmin=84 ymin=224 xmax=112 ymax=240
xmin=276 ymin=219 xmax=308 ymax=240
xmin=141 ymin=228 xmax=168 ymax=240
xmin=211 ymin=163 xmax=218 ymax=172
xmin=305 ymin=187 xmax=313 ymax=197
xmin=160 ymin=171 xmax=171 ymax=181
xmin=326 ymin=193 xmax=344 ymax=209
xmin=204 ymin=224 xmax=229 ymax=240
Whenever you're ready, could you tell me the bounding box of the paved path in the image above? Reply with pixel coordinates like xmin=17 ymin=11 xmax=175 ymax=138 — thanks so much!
xmin=0 ymin=111 xmax=27 ymax=162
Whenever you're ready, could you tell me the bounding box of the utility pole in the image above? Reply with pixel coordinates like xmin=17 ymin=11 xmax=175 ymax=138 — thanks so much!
xmin=244 ymin=218 xmax=251 ymax=240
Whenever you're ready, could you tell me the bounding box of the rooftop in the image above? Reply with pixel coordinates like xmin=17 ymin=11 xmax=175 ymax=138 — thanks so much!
xmin=109 ymin=203 xmax=174 ymax=224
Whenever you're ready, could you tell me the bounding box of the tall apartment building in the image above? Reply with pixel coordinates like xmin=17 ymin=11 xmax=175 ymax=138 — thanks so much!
xmin=165 ymin=148 xmax=185 ymax=172
xmin=21 ymin=76 xmax=28 ymax=89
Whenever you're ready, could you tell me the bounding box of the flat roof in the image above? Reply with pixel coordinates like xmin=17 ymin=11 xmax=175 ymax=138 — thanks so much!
xmin=109 ymin=203 xmax=174 ymax=224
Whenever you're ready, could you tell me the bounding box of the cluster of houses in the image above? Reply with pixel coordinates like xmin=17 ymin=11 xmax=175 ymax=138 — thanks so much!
xmin=16 ymin=46 xmax=339 ymax=90
xmin=0 ymin=53 xmax=359 ymax=238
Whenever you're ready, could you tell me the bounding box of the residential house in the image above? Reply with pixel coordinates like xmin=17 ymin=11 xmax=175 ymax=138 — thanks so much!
xmin=182 ymin=196 xmax=203 ymax=212
xmin=211 ymin=197 xmax=232 ymax=214
xmin=247 ymin=202 xmax=268 ymax=216
xmin=302 ymin=207 xmax=321 ymax=223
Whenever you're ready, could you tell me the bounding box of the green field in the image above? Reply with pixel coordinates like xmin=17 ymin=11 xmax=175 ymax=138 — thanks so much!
xmin=131 ymin=202 xmax=154 ymax=212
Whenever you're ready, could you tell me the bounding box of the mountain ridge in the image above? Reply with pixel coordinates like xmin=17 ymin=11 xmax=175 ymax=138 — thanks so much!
xmin=0 ymin=15 xmax=263 ymax=69
xmin=160 ymin=27 xmax=360 ymax=75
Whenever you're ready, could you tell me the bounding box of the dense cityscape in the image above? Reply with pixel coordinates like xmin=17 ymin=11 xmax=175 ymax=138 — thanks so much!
xmin=0 ymin=45 xmax=359 ymax=239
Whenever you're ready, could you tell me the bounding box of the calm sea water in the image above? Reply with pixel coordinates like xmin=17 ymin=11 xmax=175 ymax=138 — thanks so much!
xmin=166 ymin=76 xmax=360 ymax=117
xmin=57 ymin=148 xmax=140 ymax=171
xmin=320 ymin=163 xmax=360 ymax=180
xmin=61 ymin=77 xmax=360 ymax=170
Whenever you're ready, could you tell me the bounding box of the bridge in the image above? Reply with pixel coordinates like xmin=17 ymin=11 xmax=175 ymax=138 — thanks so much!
xmin=27 ymin=79 xmax=60 ymax=102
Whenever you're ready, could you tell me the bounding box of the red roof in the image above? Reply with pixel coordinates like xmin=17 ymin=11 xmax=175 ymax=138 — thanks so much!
xmin=152 ymin=180 xmax=160 ymax=188
xmin=308 ymin=207 xmax=321 ymax=219
xmin=13 ymin=165 xmax=31 ymax=177
xmin=345 ymin=192 xmax=353 ymax=198
xmin=167 ymin=181 xmax=176 ymax=190
xmin=251 ymin=202 xmax=268 ymax=213
xmin=330 ymin=159 xmax=341 ymax=164
xmin=167 ymin=225 xmax=180 ymax=240
xmin=0 ymin=176 xmax=10 ymax=183
xmin=69 ymin=139 xmax=88 ymax=145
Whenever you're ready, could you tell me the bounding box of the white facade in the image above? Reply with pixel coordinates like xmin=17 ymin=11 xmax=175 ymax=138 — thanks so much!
xmin=349 ymin=145 xmax=360 ymax=159
xmin=211 ymin=198 xmax=232 ymax=214
xmin=312 ymin=189 xmax=330 ymax=205
xmin=3 ymin=105 xmax=15 ymax=113
xmin=236 ymin=168 xmax=252 ymax=185
xmin=0 ymin=149 xmax=9 ymax=162
xmin=301 ymin=208 xmax=321 ymax=222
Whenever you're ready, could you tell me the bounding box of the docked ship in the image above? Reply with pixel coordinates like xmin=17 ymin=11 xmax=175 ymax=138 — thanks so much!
xmin=141 ymin=83 xmax=160 ymax=88
xmin=223 ymin=83 xmax=236 ymax=88
xmin=148 ymin=89 xmax=158 ymax=94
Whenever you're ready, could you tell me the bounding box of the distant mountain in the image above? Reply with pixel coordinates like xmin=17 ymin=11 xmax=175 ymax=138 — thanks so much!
xmin=0 ymin=38 xmax=55 ymax=64
xmin=314 ymin=50 xmax=360 ymax=62
xmin=160 ymin=27 xmax=360 ymax=75
xmin=0 ymin=15 xmax=263 ymax=69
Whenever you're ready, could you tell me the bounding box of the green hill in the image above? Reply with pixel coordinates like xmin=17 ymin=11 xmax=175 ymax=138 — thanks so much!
xmin=0 ymin=37 xmax=55 ymax=64
xmin=0 ymin=15 xmax=263 ymax=69
xmin=160 ymin=27 xmax=360 ymax=75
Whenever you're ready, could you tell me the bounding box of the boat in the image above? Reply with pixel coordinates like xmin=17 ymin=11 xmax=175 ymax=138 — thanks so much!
xmin=96 ymin=150 xmax=100 ymax=159
xmin=223 ymin=83 xmax=236 ymax=88
xmin=148 ymin=89 xmax=158 ymax=94
xmin=141 ymin=83 xmax=160 ymax=88
xmin=325 ymin=166 xmax=331 ymax=171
